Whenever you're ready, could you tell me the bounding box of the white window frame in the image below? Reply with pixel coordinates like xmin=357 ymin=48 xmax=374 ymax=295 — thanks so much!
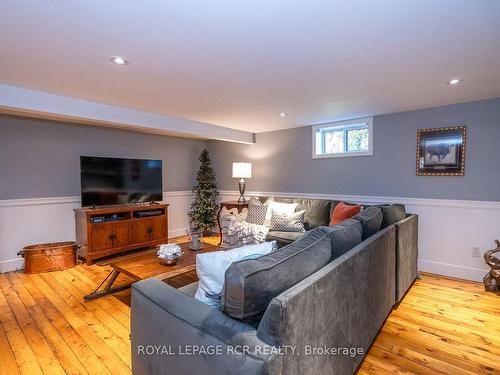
xmin=312 ymin=117 xmax=373 ymax=159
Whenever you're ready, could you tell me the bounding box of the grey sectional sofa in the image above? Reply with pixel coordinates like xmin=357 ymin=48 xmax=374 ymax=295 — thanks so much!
xmin=131 ymin=200 xmax=419 ymax=375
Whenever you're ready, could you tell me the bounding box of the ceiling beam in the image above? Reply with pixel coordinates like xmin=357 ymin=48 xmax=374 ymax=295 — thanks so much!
xmin=0 ymin=84 xmax=255 ymax=144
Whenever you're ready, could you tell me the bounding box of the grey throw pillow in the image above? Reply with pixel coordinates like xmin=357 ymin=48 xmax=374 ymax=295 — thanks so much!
xmin=293 ymin=198 xmax=331 ymax=230
xmin=322 ymin=219 xmax=363 ymax=261
xmin=246 ymin=197 xmax=269 ymax=225
xmin=378 ymin=204 xmax=406 ymax=228
xmin=269 ymin=210 xmax=305 ymax=232
xmin=352 ymin=207 xmax=383 ymax=240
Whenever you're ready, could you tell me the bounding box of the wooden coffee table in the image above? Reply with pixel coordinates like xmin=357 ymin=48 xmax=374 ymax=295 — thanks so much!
xmin=83 ymin=242 xmax=221 ymax=301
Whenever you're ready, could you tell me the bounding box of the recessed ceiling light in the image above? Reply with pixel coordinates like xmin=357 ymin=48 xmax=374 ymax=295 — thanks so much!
xmin=110 ymin=56 xmax=129 ymax=65
xmin=447 ymin=78 xmax=461 ymax=85
xmin=279 ymin=112 xmax=287 ymax=117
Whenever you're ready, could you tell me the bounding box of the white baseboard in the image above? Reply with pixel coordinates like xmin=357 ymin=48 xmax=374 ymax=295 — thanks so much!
xmin=169 ymin=228 xmax=189 ymax=238
xmin=419 ymin=259 xmax=487 ymax=282
xmin=0 ymin=258 xmax=24 ymax=273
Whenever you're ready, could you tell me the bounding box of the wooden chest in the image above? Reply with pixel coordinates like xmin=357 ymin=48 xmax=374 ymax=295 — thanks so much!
xmin=19 ymin=241 xmax=77 ymax=274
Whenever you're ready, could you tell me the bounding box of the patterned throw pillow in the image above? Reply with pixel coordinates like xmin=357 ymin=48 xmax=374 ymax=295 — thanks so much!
xmin=247 ymin=198 xmax=270 ymax=225
xmin=264 ymin=200 xmax=298 ymax=227
xmin=270 ymin=210 xmax=306 ymax=232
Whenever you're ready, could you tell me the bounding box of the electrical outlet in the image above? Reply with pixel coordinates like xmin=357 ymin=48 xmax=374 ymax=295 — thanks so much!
xmin=472 ymin=246 xmax=481 ymax=258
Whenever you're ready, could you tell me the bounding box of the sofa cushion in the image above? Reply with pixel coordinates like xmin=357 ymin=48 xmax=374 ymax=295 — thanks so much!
xmin=222 ymin=227 xmax=332 ymax=322
xmin=292 ymin=198 xmax=331 ymax=230
xmin=331 ymin=201 xmax=407 ymax=229
xmin=194 ymin=241 xmax=276 ymax=309
xmin=266 ymin=231 xmax=306 ymax=244
xmin=322 ymin=219 xmax=363 ymax=260
xmin=352 ymin=207 xmax=383 ymax=240
xmin=378 ymin=204 xmax=407 ymax=228
xmin=178 ymin=281 xmax=199 ymax=297
xmin=273 ymin=196 xmax=295 ymax=203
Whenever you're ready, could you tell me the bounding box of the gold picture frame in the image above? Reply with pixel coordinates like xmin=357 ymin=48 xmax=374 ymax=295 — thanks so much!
xmin=416 ymin=126 xmax=466 ymax=176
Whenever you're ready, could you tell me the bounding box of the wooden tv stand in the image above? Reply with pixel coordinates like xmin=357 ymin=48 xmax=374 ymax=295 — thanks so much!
xmin=74 ymin=203 xmax=169 ymax=265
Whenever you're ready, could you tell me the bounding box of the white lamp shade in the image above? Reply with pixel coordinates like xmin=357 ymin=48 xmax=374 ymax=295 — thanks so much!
xmin=232 ymin=162 xmax=252 ymax=179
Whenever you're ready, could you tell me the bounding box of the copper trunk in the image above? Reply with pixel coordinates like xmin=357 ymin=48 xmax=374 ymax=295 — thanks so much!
xmin=18 ymin=241 xmax=77 ymax=274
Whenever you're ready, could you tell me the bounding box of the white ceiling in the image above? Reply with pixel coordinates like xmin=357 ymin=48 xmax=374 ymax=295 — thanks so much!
xmin=1 ymin=0 xmax=499 ymax=133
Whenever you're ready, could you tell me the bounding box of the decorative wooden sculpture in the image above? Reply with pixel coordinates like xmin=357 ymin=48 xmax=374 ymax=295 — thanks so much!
xmin=483 ymin=240 xmax=500 ymax=292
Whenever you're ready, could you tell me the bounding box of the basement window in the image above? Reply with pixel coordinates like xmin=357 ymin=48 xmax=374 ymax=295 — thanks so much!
xmin=312 ymin=117 xmax=373 ymax=158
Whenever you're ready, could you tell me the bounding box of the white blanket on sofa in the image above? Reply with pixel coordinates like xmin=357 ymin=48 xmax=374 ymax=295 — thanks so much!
xmin=221 ymin=208 xmax=269 ymax=246
xmin=228 ymin=220 xmax=269 ymax=244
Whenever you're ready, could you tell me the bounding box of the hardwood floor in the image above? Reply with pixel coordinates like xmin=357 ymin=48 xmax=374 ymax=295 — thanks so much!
xmin=358 ymin=275 xmax=500 ymax=375
xmin=0 ymin=235 xmax=498 ymax=375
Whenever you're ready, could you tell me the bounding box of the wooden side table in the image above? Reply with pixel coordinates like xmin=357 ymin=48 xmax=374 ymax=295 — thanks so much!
xmin=217 ymin=201 xmax=249 ymax=245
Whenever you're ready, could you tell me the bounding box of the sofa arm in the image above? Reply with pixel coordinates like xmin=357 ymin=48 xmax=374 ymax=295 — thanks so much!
xmin=395 ymin=214 xmax=419 ymax=302
xmin=257 ymin=226 xmax=396 ymax=375
xmin=131 ymin=279 xmax=281 ymax=375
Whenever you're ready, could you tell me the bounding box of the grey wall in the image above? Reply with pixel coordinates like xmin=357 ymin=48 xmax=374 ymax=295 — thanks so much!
xmin=2 ymin=97 xmax=499 ymax=202
xmin=208 ymin=97 xmax=500 ymax=201
xmin=0 ymin=116 xmax=207 ymax=199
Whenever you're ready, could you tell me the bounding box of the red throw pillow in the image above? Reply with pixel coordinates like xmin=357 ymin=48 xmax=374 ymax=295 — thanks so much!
xmin=330 ymin=202 xmax=361 ymax=225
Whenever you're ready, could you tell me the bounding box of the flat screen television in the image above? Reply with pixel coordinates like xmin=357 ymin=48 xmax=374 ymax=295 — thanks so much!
xmin=80 ymin=156 xmax=163 ymax=207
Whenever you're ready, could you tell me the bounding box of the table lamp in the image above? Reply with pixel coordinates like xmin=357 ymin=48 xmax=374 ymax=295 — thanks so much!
xmin=232 ymin=162 xmax=252 ymax=203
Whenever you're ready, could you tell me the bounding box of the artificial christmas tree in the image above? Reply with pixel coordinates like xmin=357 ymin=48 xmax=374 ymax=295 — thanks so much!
xmin=188 ymin=148 xmax=219 ymax=234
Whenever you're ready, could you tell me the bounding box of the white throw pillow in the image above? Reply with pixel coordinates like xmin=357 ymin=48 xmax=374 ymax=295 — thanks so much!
xmin=264 ymin=200 xmax=298 ymax=227
xmin=194 ymin=241 xmax=276 ymax=308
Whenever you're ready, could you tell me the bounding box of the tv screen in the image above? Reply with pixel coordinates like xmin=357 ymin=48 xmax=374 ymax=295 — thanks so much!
xmin=80 ymin=156 xmax=163 ymax=207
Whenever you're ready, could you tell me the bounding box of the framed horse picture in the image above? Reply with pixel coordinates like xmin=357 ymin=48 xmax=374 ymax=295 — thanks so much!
xmin=416 ymin=126 xmax=466 ymax=176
